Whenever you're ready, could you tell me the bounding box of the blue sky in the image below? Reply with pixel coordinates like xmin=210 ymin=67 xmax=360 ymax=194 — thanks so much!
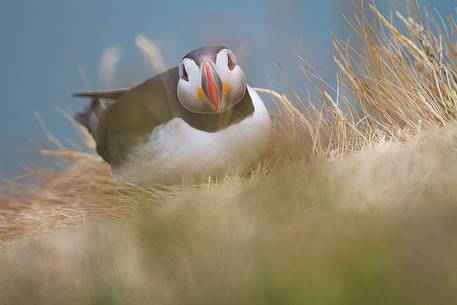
xmin=0 ymin=0 xmax=454 ymax=176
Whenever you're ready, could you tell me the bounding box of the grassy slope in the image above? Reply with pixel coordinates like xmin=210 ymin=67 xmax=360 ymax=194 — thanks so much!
xmin=1 ymin=2 xmax=457 ymax=304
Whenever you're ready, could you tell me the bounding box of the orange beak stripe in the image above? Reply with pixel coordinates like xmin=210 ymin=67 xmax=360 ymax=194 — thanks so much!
xmin=204 ymin=62 xmax=221 ymax=112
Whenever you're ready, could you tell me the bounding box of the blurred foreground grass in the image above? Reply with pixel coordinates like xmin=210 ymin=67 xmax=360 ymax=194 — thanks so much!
xmin=1 ymin=2 xmax=457 ymax=304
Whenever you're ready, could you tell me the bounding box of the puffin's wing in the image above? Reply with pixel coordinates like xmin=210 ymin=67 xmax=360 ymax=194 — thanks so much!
xmin=72 ymin=88 xmax=131 ymax=147
xmin=72 ymin=88 xmax=130 ymax=100
xmin=96 ymin=67 xmax=181 ymax=165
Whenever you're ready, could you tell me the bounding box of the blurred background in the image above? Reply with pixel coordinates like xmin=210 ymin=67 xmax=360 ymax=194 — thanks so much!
xmin=0 ymin=0 xmax=454 ymax=177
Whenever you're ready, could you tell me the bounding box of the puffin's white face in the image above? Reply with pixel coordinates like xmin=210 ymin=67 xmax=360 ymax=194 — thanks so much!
xmin=177 ymin=48 xmax=247 ymax=114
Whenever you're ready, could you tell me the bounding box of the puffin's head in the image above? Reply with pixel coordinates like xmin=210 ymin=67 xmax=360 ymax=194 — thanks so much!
xmin=177 ymin=46 xmax=247 ymax=114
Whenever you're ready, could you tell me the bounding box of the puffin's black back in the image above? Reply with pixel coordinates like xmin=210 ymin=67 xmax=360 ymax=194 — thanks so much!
xmin=80 ymin=67 xmax=255 ymax=165
xmin=96 ymin=68 xmax=180 ymax=164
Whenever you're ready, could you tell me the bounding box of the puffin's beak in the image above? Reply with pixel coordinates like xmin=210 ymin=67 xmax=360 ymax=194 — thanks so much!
xmin=201 ymin=61 xmax=222 ymax=113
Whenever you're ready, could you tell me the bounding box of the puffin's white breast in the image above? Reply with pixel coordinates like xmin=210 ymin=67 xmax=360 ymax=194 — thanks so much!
xmin=112 ymin=85 xmax=271 ymax=185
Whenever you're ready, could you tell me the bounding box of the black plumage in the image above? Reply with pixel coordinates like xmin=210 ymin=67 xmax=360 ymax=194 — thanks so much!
xmin=74 ymin=67 xmax=254 ymax=165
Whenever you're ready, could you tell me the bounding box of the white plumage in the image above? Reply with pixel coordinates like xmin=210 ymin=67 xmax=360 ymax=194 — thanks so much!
xmin=113 ymin=85 xmax=271 ymax=185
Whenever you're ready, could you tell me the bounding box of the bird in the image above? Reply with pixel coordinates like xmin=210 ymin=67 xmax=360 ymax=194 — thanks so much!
xmin=73 ymin=46 xmax=271 ymax=185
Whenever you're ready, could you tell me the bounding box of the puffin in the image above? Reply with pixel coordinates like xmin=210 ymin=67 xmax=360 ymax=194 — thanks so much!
xmin=74 ymin=46 xmax=271 ymax=185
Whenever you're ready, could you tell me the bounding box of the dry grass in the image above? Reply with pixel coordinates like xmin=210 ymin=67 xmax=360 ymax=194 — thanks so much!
xmin=1 ymin=1 xmax=457 ymax=304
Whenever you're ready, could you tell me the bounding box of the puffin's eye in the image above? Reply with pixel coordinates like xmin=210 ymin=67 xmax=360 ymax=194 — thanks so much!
xmin=227 ymin=52 xmax=237 ymax=70
xmin=179 ymin=63 xmax=189 ymax=81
